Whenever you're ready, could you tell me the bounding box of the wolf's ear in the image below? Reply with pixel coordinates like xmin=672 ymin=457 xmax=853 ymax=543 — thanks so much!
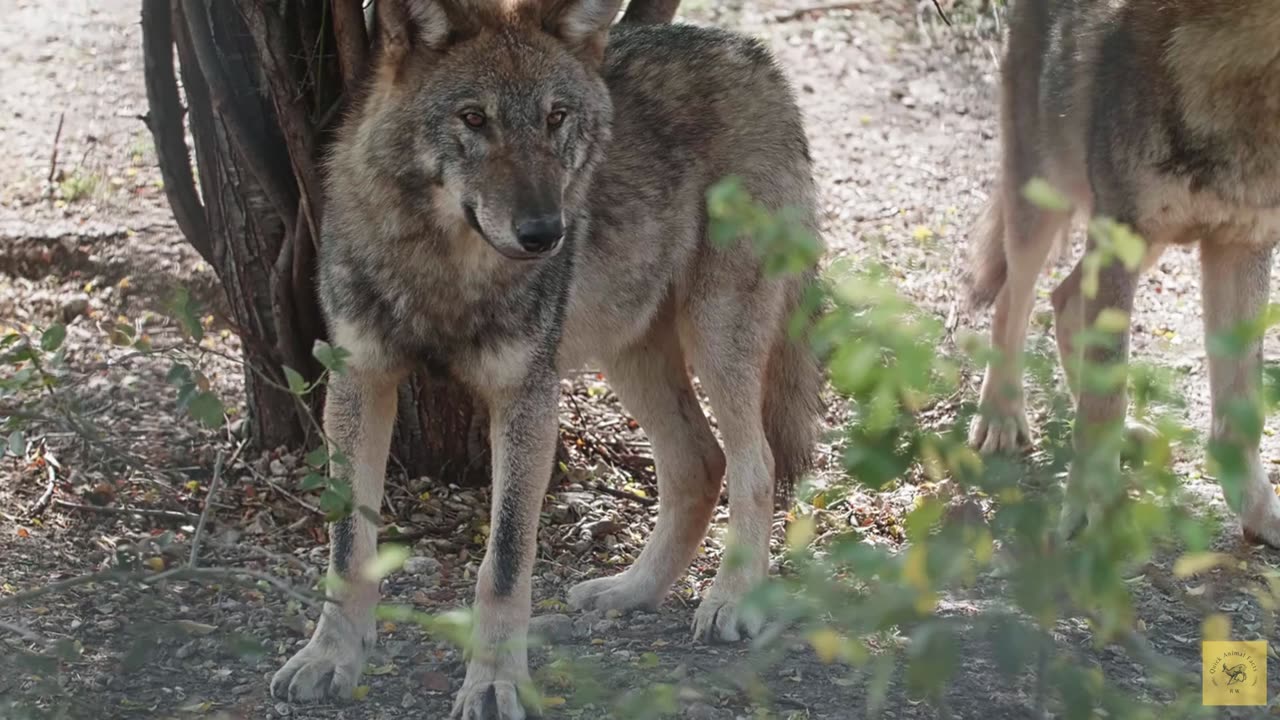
xmin=543 ymin=0 xmax=624 ymax=65
xmin=377 ymin=0 xmax=460 ymax=63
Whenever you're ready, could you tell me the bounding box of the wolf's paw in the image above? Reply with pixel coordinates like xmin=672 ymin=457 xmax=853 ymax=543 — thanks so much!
xmin=1241 ymin=478 xmax=1280 ymax=549
xmin=271 ymin=627 xmax=368 ymax=703
xmin=968 ymin=412 xmax=1033 ymax=454
xmin=451 ymin=662 xmax=534 ymax=720
xmin=691 ymin=590 xmax=764 ymax=644
xmin=567 ymin=571 xmax=663 ymax=614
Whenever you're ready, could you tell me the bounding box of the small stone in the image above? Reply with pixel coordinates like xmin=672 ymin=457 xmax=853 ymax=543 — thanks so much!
xmin=273 ymin=702 xmax=291 ymax=716
xmin=401 ymin=692 xmax=417 ymax=708
xmin=585 ymin=520 xmax=619 ymax=539
xmin=404 ymin=556 xmax=441 ymax=576
xmin=529 ymin=613 xmax=574 ymax=644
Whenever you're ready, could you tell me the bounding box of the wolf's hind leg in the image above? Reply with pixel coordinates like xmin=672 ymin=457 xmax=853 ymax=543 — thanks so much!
xmin=568 ymin=321 xmax=725 ymax=613
xmin=271 ymin=367 xmax=400 ymax=702
xmin=1051 ymin=244 xmax=1167 ymax=447
xmin=970 ymin=190 xmax=1070 ymax=453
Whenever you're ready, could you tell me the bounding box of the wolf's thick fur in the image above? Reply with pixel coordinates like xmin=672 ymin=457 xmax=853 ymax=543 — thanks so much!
xmin=268 ymin=1 xmax=823 ymax=717
xmin=964 ymin=0 xmax=1280 ymax=542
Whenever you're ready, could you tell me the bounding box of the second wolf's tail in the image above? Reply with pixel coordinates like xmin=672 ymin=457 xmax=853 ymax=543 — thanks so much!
xmin=963 ymin=191 xmax=1007 ymax=310
xmin=764 ymin=269 xmax=825 ymax=505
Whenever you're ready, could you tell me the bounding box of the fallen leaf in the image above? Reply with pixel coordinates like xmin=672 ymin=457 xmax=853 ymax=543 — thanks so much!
xmin=421 ymin=671 xmax=450 ymax=692
xmin=176 ymin=620 xmax=218 ymax=636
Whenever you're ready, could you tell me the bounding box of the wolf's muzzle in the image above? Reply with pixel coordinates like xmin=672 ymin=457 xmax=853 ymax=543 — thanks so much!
xmin=514 ymin=214 xmax=564 ymax=255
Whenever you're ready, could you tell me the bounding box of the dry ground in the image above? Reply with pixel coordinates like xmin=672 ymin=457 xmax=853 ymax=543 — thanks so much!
xmin=3 ymin=0 xmax=1280 ymax=718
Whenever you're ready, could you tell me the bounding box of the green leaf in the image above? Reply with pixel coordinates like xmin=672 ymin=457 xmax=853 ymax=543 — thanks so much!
xmin=1021 ymin=178 xmax=1071 ymax=212
xmin=40 ymin=323 xmax=66 ymax=352
xmin=905 ymin=624 xmax=958 ymax=696
xmin=312 ymin=340 xmax=351 ymax=375
xmin=111 ymin=323 xmax=137 ymax=347
xmin=304 ymin=446 xmax=329 ymax=468
xmin=167 ymin=362 xmax=194 ymax=387
xmin=187 ymin=392 xmax=225 ymax=428
xmin=362 ymin=544 xmax=410 ymax=581
xmin=988 ymin=617 xmax=1035 ymax=677
xmin=298 ymin=472 xmax=327 ymax=492
xmin=283 ymin=366 xmax=309 ymax=395
xmin=1094 ymin=308 xmax=1130 ymax=334
xmin=1112 ymin=229 xmax=1146 ymax=271
xmin=170 ymin=287 xmax=204 ymax=342
xmin=319 ymin=488 xmax=351 ymax=520
xmin=1172 ymin=552 xmax=1231 ymax=578
xmin=905 ymin=498 xmax=944 ymax=544
xmin=7 ymin=430 xmax=25 ymax=457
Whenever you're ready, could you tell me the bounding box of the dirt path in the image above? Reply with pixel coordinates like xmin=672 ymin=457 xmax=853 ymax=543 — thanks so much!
xmin=2 ymin=1 xmax=1279 ymax=719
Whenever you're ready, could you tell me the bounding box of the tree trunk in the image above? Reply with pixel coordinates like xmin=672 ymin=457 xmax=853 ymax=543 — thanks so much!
xmin=142 ymin=0 xmax=679 ymax=486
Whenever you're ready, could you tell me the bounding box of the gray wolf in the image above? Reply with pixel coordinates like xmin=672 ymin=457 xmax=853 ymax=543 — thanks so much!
xmin=964 ymin=0 xmax=1280 ymax=543
xmin=269 ymin=0 xmax=823 ymax=717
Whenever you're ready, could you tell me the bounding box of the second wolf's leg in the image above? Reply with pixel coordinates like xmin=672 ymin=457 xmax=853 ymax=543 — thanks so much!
xmin=453 ymin=372 xmax=559 ymax=720
xmin=1052 ymin=244 xmax=1167 ymax=444
xmin=272 ymin=368 xmax=400 ymax=702
xmin=1057 ymin=235 xmax=1141 ymax=540
xmin=969 ymin=194 xmax=1070 ymax=453
xmin=1200 ymin=239 xmax=1280 ymax=547
xmin=567 ymin=321 xmax=725 ymax=612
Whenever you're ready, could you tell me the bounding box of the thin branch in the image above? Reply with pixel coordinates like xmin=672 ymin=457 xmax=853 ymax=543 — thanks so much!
xmin=331 ymin=0 xmax=369 ymax=88
xmin=931 ymin=0 xmax=953 ymax=26
xmin=46 ymin=112 xmax=65 ymax=185
xmin=0 ymin=564 xmax=329 ymax=612
xmin=25 ymin=461 xmax=56 ymax=519
xmin=52 ymin=499 xmax=197 ymax=523
xmin=772 ymin=0 xmax=874 ymax=23
xmin=189 ymin=440 xmax=247 ymax=567
xmin=0 ymin=571 xmax=130 ymax=609
xmin=234 ymin=0 xmax=321 ymax=232
xmin=142 ymin=565 xmax=328 ymax=608
xmin=141 ymin=0 xmax=214 ymax=265
xmin=621 ymin=0 xmax=680 ymax=23
xmin=0 ymin=619 xmax=51 ymax=646
xmin=178 ymin=0 xmax=296 ymax=225
xmin=589 ymin=481 xmax=657 ymax=506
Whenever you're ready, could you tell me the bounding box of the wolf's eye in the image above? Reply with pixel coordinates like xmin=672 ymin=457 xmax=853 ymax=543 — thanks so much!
xmin=462 ymin=111 xmax=486 ymax=129
xmin=547 ymin=110 xmax=566 ymax=129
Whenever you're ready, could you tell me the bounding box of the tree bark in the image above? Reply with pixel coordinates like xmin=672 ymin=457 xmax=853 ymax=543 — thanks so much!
xmin=622 ymin=0 xmax=681 ymax=23
xmin=143 ymin=0 xmax=679 ymax=485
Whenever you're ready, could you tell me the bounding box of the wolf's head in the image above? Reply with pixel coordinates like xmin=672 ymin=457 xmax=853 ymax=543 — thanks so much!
xmin=354 ymin=0 xmax=620 ymax=260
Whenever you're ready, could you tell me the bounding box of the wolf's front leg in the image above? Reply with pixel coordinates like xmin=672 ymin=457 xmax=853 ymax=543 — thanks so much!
xmin=453 ymin=373 xmax=559 ymax=720
xmin=272 ymin=369 xmax=400 ymax=702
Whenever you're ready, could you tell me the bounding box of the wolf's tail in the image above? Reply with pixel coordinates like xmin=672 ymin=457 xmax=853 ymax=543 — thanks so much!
xmin=764 ymin=269 xmax=826 ymax=505
xmin=963 ymin=190 xmax=1007 ymax=310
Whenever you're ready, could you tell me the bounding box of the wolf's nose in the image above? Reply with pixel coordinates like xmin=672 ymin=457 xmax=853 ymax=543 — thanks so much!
xmin=514 ymin=215 xmax=564 ymax=253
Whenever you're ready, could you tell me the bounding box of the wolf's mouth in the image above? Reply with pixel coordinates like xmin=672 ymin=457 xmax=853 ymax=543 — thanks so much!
xmin=462 ymin=202 xmax=563 ymax=261
xmin=462 ymin=202 xmax=485 ymax=237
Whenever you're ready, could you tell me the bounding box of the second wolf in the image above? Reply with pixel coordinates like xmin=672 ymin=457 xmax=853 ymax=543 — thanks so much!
xmin=965 ymin=0 xmax=1280 ymax=541
xmin=270 ymin=0 xmax=824 ymax=718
